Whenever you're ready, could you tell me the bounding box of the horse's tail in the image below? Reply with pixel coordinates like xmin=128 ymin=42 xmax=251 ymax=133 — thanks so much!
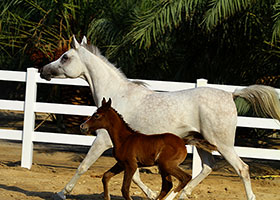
xmin=183 ymin=132 xmax=217 ymax=153
xmin=232 ymin=85 xmax=280 ymax=121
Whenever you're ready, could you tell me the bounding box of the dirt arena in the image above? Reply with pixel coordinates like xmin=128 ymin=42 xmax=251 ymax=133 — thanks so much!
xmin=0 ymin=140 xmax=279 ymax=200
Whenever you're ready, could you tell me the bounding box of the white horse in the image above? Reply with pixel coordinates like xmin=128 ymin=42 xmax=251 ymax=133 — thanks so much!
xmin=40 ymin=36 xmax=280 ymax=200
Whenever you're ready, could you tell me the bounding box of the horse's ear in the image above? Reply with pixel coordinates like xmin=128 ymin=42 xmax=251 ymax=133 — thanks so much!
xmin=72 ymin=35 xmax=80 ymax=49
xmin=107 ymin=98 xmax=112 ymax=107
xmin=101 ymin=97 xmax=106 ymax=106
xmin=81 ymin=36 xmax=87 ymax=46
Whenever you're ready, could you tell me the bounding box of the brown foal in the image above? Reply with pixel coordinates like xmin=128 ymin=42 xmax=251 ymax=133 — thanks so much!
xmin=80 ymin=98 xmax=191 ymax=200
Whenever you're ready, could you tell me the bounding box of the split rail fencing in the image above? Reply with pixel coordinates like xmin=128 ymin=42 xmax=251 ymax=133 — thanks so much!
xmin=0 ymin=68 xmax=280 ymax=178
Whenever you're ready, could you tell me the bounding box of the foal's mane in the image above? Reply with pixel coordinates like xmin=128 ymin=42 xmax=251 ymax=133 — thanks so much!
xmin=108 ymin=106 xmax=139 ymax=135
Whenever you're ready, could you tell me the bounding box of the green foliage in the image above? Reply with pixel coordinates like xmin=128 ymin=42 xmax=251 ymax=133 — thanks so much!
xmin=1 ymin=0 xmax=280 ymax=84
xmin=1 ymin=0 xmax=280 ymax=140
xmin=0 ymin=0 xmax=98 ymax=70
xmin=234 ymin=97 xmax=252 ymax=116
xmin=202 ymin=0 xmax=256 ymax=31
xmin=272 ymin=0 xmax=280 ymax=43
xmin=126 ymin=0 xmax=191 ymax=48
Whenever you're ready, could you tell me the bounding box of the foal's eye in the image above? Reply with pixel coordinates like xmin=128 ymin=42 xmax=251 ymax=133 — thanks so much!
xmin=94 ymin=114 xmax=100 ymax=119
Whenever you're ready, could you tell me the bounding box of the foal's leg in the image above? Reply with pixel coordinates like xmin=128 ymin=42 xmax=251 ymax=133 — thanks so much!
xmin=218 ymin=146 xmax=256 ymax=200
xmin=179 ymin=148 xmax=215 ymax=199
xmin=56 ymin=131 xmax=113 ymax=200
xmin=102 ymin=162 xmax=124 ymax=200
xmin=164 ymin=166 xmax=191 ymax=200
xmin=122 ymin=163 xmax=137 ymax=200
xmin=157 ymin=171 xmax=173 ymax=200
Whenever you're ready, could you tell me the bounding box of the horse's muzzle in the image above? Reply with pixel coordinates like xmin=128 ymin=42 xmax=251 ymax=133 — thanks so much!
xmin=40 ymin=65 xmax=52 ymax=81
xmin=80 ymin=123 xmax=89 ymax=134
xmin=40 ymin=63 xmax=62 ymax=81
xmin=40 ymin=72 xmax=52 ymax=81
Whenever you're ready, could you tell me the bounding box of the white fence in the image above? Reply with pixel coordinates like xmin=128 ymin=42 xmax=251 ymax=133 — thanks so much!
xmin=1 ymin=68 xmax=280 ymax=178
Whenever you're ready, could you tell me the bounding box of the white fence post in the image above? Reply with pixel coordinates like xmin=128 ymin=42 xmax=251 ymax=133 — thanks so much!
xmin=21 ymin=68 xmax=38 ymax=169
xmin=192 ymin=78 xmax=208 ymax=178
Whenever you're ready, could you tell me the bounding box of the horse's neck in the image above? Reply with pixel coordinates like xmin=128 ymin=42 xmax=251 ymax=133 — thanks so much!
xmin=106 ymin=113 xmax=133 ymax=150
xmin=83 ymin=54 xmax=131 ymax=105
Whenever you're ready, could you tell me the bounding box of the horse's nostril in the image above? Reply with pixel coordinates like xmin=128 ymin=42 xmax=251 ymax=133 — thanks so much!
xmin=80 ymin=124 xmax=88 ymax=133
xmin=40 ymin=69 xmax=51 ymax=80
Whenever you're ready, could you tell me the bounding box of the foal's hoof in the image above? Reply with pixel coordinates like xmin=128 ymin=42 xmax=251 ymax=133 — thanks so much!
xmin=53 ymin=191 xmax=66 ymax=200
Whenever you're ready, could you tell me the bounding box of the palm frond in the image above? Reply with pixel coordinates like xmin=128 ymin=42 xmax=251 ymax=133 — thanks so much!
xmin=202 ymin=0 xmax=256 ymax=31
xmin=88 ymin=18 xmax=120 ymax=45
xmin=125 ymin=0 xmax=203 ymax=49
xmin=272 ymin=1 xmax=280 ymax=43
xmin=234 ymin=96 xmax=252 ymax=116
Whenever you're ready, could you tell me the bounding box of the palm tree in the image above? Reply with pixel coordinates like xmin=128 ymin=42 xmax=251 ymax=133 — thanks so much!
xmin=1 ymin=0 xmax=279 ymax=138
xmin=1 ymin=0 xmax=279 ymax=83
xmin=103 ymin=0 xmax=280 ymax=84
xmin=121 ymin=0 xmax=280 ymax=47
xmin=0 ymin=0 xmax=99 ymax=70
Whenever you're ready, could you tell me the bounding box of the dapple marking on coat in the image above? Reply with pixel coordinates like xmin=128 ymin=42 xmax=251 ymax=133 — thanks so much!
xmin=40 ymin=36 xmax=280 ymax=200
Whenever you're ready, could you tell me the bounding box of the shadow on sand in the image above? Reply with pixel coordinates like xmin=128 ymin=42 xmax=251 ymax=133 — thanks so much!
xmin=0 ymin=183 xmax=144 ymax=200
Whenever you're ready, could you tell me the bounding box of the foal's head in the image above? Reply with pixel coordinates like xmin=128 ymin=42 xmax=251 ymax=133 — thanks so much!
xmin=80 ymin=98 xmax=113 ymax=134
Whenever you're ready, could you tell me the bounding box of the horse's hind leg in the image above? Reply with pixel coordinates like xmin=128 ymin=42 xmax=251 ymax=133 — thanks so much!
xmin=179 ymin=148 xmax=215 ymax=199
xmin=219 ymin=147 xmax=256 ymax=200
xmin=163 ymin=166 xmax=191 ymax=200
xmin=132 ymin=168 xmax=158 ymax=200
xmin=157 ymin=171 xmax=173 ymax=200
xmin=158 ymin=157 xmax=191 ymax=200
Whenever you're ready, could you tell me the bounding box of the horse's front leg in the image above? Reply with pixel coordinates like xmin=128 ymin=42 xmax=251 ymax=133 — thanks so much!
xmin=122 ymin=163 xmax=137 ymax=200
xmin=132 ymin=168 xmax=158 ymax=200
xmin=102 ymin=162 xmax=124 ymax=200
xmin=55 ymin=130 xmax=113 ymax=200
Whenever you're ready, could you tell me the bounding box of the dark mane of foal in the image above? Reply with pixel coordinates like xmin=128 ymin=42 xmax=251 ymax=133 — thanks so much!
xmin=105 ymin=106 xmax=139 ymax=135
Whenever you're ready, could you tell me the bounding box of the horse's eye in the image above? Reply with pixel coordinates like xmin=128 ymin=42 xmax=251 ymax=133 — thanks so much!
xmin=62 ymin=54 xmax=68 ymax=62
xmin=94 ymin=114 xmax=100 ymax=119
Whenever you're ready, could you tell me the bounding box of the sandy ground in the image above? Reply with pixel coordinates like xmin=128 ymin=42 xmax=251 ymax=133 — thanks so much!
xmin=0 ymin=140 xmax=279 ymax=200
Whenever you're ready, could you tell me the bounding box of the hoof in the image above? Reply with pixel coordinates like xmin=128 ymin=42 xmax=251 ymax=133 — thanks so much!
xmin=147 ymin=190 xmax=158 ymax=200
xmin=249 ymin=194 xmax=256 ymax=200
xmin=53 ymin=191 xmax=66 ymax=200
xmin=178 ymin=191 xmax=191 ymax=200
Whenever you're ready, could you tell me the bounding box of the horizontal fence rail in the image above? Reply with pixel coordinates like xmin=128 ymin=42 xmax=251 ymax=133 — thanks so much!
xmin=0 ymin=68 xmax=280 ymax=177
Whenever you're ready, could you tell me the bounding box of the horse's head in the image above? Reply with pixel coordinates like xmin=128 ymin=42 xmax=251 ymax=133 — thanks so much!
xmin=40 ymin=36 xmax=88 ymax=81
xmin=80 ymin=98 xmax=112 ymax=134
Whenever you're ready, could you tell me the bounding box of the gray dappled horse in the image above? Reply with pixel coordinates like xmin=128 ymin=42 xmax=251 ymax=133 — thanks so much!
xmin=40 ymin=36 xmax=280 ymax=200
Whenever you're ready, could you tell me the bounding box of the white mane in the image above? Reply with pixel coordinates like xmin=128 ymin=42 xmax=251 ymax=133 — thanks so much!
xmin=82 ymin=44 xmax=127 ymax=79
xmin=83 ymin=43 xmax=146 ymax=86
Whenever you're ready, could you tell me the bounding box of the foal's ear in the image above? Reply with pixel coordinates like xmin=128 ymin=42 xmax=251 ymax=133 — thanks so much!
xmin=101 ymin=97 xmax=106 ymax=106
xmin=107 ymin=98 xmax=112 ymax=107
xmin=101 ymin=97 xmax=112 ymax=108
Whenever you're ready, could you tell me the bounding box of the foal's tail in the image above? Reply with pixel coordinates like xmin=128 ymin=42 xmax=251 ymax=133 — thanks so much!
xmin=232 ymin=85 xmax=280 ymax=121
